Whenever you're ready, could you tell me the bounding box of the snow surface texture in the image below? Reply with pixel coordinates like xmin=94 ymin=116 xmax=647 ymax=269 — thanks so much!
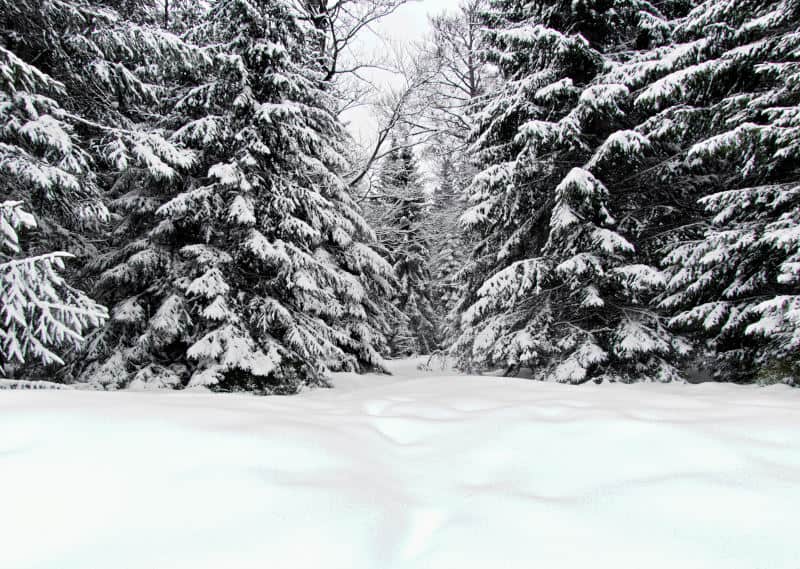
xmin=1 ymin=358 xmax=799 ymax=569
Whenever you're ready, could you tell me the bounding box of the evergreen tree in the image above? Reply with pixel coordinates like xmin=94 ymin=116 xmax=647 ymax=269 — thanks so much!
xmin=85 ymin=0 xmax=395 ymax=391
xmin=1 ymin=0 xmax=201 ymax=380
xmin=369 ymin=140 xmax=438 ymax=355
xmin=635 ymin=0 xmax=800 ymax=382
xmin=453 ymin=0 xmax=686 ymax=381
xmin=1 ymin=201 xmax=107 ymax=373
xmin=521 ymin=0 xmax=800 ymax=383
xmin=1 ymin=0 xmax=107 ymax=254
xmin=5 ymin=0 xmax=794 ymax=388
xmin=420 ymin=1 xmax=487 ymax=351
xmin=427 ymin=152 xmax=469 ymax=343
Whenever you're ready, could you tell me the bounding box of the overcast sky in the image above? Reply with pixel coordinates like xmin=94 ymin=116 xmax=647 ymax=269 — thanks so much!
xmin=342 ymin=0 xmax=463 ymax=143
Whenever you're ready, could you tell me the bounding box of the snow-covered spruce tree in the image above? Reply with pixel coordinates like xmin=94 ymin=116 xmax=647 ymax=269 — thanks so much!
xmin=418 ymin=1 xmax=488 ymax=349
xmin=0 ymin=0 xmax=204 ymax=255
xmin=1 ymin=201 xmax=107 ymax=374
xmin=427 ymin=153 xmax=469 ymax=335
xmin=86 ymin=0 xmax=395 ymax=391
xmin=368 ymin=140 xmax=438 ymax=355
xmin=0 ymin=0 xmax=204 ymax=256
xmin=0 ymin=1 xmax=108 ymax=255
xmin=452 ymin=0 xmax=686 ymax=382
xmin=628 ymin=0 xmax=800 ymax=382
xmin=106 ymin=0 xmax=209 ymax=30
xmin=1 ymin=0 xmax=203 ymax=381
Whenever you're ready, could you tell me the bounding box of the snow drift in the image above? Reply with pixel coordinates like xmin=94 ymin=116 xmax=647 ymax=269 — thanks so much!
xmin=1 ymin=359 xmax=798 ymax=569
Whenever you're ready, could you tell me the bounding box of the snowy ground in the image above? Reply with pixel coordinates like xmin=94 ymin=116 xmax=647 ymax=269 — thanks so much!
xmin=2 ymin=359 xmax=799 ymax=569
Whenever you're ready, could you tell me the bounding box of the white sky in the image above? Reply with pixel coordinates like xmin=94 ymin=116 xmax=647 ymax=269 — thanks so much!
xmin=341 ymin=0 xmax=463 ymax=143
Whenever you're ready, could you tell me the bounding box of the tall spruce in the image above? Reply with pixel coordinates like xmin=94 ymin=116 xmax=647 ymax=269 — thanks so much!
xmin=453 ymin=0 xmax=687 ymax=382
xmin=369 ymin=140 xmax=438 ymax=355
xmin=85 ymin=0 xmax=395 ymax=391
xmin=427 ymin=153 xmax=468 ymax=338
xmin=420 ymin=1 xmax=487 ymax=349
xmin=0 ymin=0 xmax=200 ymax=377
xmin=635 ymin=0 xmax=800 ymax=382
xmin=0 ymin=0 xmax=200 ymax=253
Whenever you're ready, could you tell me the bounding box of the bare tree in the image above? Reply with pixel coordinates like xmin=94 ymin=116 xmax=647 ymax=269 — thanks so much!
xmin=347 ymin=42 xmax=441 ymax=191
xmin=422 ymin=0 xmax=486 ymax=147
xmin=292 ymin=0 xmax=411 ymax=81
xmin=290 ymin=1 xmax=487 ymax=193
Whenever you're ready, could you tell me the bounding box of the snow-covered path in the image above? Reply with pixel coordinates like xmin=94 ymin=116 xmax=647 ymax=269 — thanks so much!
xmin=1 ymin=359 xmax=799 ymax=569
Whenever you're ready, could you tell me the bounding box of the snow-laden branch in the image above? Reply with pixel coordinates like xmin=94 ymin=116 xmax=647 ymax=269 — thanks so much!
xmin=0 ymin=201 xmax=107 ymax=371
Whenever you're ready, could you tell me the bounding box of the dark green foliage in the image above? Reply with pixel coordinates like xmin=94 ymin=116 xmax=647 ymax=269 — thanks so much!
xmin=452 ymin=0 xmax=687 ymax=382
xmin=368 ymin=141 xmax=438 ymax=356
xmin=84 ymin=0 xmax=395 ymax=391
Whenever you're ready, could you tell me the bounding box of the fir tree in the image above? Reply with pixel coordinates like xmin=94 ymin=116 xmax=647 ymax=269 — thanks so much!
xmin=369 ymin=140 xmax=438 ymax=355
xmin=537 ymin=0 xmax=800 ymax=383
xmin=453 ymin=0 xmax=686 ymax=381
xmin=85 ymin=0 xmax=395 ymax=391
xmin=1 ymin=0 xmax=202 ymax=381
xmin=1 ymin=1 xmax=108 ymax=254
xmin=636 ymin=0 xmax=800 ymax=382
xmin=419 ymin=2 xmax=488 ymax=351
xmin=1 ymin=201 xmax=107 ymax=373
xmin=427 ymin=152 xmax=469 ymax=344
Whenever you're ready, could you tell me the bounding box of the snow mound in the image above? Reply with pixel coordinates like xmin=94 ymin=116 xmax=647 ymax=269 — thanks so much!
xmin=1 ymin=362 xmax=799 ymax=569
